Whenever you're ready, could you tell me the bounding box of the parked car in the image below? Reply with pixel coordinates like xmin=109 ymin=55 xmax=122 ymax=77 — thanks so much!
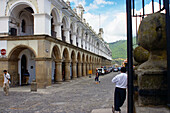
xmin=96 ymin=68 xmax=105 ymax=75
xmin=113 ymin=68 xmax=118 ymax=72
xmin=108 ymin=67 xmax=113 ymax=72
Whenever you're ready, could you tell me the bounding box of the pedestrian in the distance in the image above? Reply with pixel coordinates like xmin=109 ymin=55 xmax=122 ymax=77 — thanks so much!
xmin=111 ymin=67 xmax=127 ymax=113
xmin=95 ymin=70 xmax=99 ymax=84
xmin=3 ymin=70 xmax=11 ymax=96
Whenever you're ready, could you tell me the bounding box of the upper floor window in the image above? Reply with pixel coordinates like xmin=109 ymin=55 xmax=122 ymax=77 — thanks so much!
xmin=21 ymin=19 xmax=26 ymax=33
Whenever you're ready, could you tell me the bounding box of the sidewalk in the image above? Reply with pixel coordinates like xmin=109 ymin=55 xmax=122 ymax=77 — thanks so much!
xmin=91 ymin=108 xmax=126 ymax=113
xmin=91 ymin=104 xmax=170 ymax=113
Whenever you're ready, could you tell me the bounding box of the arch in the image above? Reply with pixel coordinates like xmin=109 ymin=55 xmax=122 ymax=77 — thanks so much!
xmin=7 ymin=2 xmax=35 ymax=36
xmin=77 ymin=52 xmax=81 ymax=62
xmin=62 ymin=48 xmax=69 ymax=61
xmin=8 ymin=45 xmax=36 ymax=86
xmin=51 ymin=45 xmax=61 ymax=60
xmin=86 ymin=55 xmax=89 ymax=63
xmin=71 ymin=50 xmax=76 ymax=62
xmin=82 ymin=54 xmax=85 ymax=62
xmin=92 ymin=57 xmax=94 ymax=63
xmin=8 ymin=45 xmax=37 ymax=59
xmin=7 ymin=1 xmax=37 ymax=16
xmin=51 ymin=8 xmax=60 ymax=23
xmin=62 ymin=16 xmax=69 ymax=29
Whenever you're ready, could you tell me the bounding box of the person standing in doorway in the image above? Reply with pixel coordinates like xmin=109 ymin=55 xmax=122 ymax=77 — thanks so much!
xmin=24 ymin=70 xmax=30 ymax=84
xmin=3 ymin=70 xmax=11 ymax=96
xmin=111 ymin=67 xmax=127 ymax=113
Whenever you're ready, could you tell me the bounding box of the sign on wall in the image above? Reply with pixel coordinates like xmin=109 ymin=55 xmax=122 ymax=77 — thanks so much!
xmin=1 ymin=49 xmax=6 ymax=55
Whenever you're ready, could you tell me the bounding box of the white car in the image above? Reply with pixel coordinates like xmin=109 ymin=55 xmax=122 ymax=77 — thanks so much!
xmin=113 ymin=68 xmax=118 ymax=72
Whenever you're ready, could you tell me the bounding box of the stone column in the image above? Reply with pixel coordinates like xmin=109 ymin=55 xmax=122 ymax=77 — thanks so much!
xmin=55 ymin=59 xmax=62 ymax=82
xmin=63 ymin=28 xmax=70 ymax=43
xmin=83 ymin=40 xmax=85 ymax=49
xmin=78 ymin=62 xmax=82 ymax=77
xmin=65 ymin=61 xmax=71 ymax=81
xmin=90 ymin=64 xmax=92 ymax=73
xmin=0 ymin=16 xmax=10 ymax=36
xmin=86 ymin=63 xmax=89 ymax=76
xmin=83 ymin=63 xmax=86 ymax=76
xmin=72 ymin=61 xmax=77 ymax=78
xmin=92 ymin=63 xmax=96 ymax=74
xmin=35 ymin=58 xmax=52 ymax=88
xmin=71 ymin=32 xmax=77 ymax=46
xmin=55 ymin=22 xmax=62 ymax=40
xmin=0 ymin=59 xmax=8 ymax=87
xmin=78 ymin=37 xmax=81 ymax=48
xmin=33 ymin=13 xmax=52 ymax=36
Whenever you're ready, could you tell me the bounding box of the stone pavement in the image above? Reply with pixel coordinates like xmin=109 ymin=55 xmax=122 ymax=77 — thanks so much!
xmin=0 ymin=72 xmax=121 ymax=113
xmin=1 ymin=72 xmax=169 ymax=113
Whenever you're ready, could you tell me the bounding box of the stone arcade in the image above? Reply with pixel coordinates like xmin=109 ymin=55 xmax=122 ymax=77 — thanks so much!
xmin=0 ymin=0 xmax=112 ymax=88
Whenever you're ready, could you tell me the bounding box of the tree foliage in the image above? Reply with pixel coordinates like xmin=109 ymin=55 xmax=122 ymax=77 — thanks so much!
xmin=108 ymin=40 xmax=127 ymax=59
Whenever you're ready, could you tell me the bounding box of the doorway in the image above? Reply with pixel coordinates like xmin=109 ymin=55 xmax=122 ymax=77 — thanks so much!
xmin=21 ymin=55 xmax=27 ymax=85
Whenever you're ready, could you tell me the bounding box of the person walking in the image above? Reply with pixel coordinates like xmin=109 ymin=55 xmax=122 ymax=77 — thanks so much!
xmin=95 ymin=70 xmax=99 ymax=84
xmin=3 ymin=70 xmax=11 ymax=96
xmin=111 ymin=67 xmax=127 ymax=113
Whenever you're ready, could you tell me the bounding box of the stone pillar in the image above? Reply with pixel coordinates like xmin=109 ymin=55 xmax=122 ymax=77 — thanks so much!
xmin=0 ymin=16 xmax=10 ymax=36
xmin=63 ymin=28 xmax=70 ymax=43
xmin=65 ymin=61 xmax=71 ymax=81
xmin=90 ymin=64 xmax=92 ymax=72
xmin=72 ymin=61 xmax=77 ymax=78
xmin=78 ymin=62 xmax=82 ymax=77
xmin=55 ymin=22 xmax=62 ymax=40
xmin=78 ymin=37 xmax=81 ymax=48
xmin=71 ymin=32 xmax=77 ymax=46
xmin=135 ymin=13 xmax=167 ymax=106
xmin=83 ymin=63 xmax=86 ymax=76
xmin=35 ymin=58 xmax=52 ymax=88
xmin=86 ymin=63 xmax=89 ymax=76
xmin=83 ymin=40 xmax=85 ymax=49
xmin=0 ymin=59 xmax=9 ymax=87
xmin=55 ymin=59 xmax=62 ymax=82
xmin=92 ymin=63 xmax=96 ymax=74
xmin=33 ymin=13 xmax=52 ymax=36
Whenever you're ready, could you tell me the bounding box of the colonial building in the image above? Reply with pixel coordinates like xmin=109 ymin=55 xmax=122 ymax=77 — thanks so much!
xmin=0 ymin=0 xmax=112 ymax=88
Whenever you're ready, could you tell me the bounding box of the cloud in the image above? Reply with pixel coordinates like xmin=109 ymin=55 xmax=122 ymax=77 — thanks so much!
xmin=85 ymin=0 xmax=116 ymax=11
xmin=84 ymin=12 xmax=126 ymax=43
xmin=94 ymin=0 xmax=115 ymax=5
xmin=84 ymin=1 xmax=164 ymax=43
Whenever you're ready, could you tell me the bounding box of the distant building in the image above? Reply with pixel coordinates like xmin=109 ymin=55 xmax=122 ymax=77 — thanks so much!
xmin=0 ymin=0 xmax=112 ymax=88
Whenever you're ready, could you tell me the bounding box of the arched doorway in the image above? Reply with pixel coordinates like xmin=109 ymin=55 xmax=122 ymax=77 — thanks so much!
xmin=51 ymin=45 xmax=61 ymax=83
xmin=8 ymin=46 xmax=36 ymax=86
xmin=62 ymin=48 xmax=70 ymax=81
xmin=9 ymin=4 xmax=34 ymax=36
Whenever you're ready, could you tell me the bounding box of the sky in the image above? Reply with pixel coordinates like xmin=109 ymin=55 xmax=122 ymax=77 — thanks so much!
xmin=64 ymin=0 xmax=164 ymax=43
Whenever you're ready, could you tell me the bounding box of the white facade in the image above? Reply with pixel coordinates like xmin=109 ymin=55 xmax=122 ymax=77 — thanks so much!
xmin=0 ymin=0 xmax=112 ymax=60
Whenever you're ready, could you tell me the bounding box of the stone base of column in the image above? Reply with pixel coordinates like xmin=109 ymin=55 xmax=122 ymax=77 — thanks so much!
xmin=37 ymin=82 xmax=46 ymax=89
xmin=136 ymin=70 xmax=167 ymax=106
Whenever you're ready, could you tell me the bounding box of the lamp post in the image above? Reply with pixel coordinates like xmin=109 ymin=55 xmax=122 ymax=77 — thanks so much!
xmin=126 ymin=0 xmax=134 ymax=113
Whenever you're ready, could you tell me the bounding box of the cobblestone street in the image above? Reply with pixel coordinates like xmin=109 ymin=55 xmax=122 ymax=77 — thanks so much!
xmin=0 ymin=72 xmax=127 ymax=113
